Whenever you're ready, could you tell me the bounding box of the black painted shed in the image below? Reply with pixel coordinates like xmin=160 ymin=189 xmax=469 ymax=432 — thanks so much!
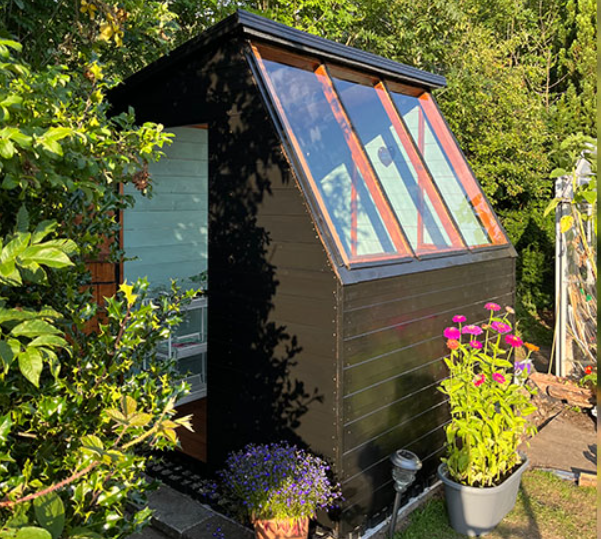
xmin=110 ymin=10 xmax=516 ymax=537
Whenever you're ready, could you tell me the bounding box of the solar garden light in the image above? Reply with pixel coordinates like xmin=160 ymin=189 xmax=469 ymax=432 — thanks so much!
xmin=388 ymin=450 xmax=422 ymax=538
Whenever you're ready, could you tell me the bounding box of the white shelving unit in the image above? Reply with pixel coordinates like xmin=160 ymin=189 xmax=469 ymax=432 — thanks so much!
xmin=157 ymin=296 xmax=208 ymax=405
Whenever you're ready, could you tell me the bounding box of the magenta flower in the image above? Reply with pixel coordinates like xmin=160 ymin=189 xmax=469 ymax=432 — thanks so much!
xmin=473 ymin=374 xmax=486 ymax=387
xmin=484 ymin=302 xmax=501 ymax=312
xmin=462 ymin=324 xmax=483 ymax=336
xmin=469 ymin=340 xmax=483 ymax=349
xmin=492 ymin=372 xmax=506 ymax=384
xmin=491 ymin=321 xmax=512 ymax=334
xmin=443 ymin=327 xmax=461 ymax=340
xmin=452 ymin=315 xmax=466 ymax=323
xmin=505 ymin=334 xmax=523 ymax=348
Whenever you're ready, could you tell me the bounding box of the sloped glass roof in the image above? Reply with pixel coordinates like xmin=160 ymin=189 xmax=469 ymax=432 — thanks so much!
xmin=251 ymin=43 xmax=508 ymax=267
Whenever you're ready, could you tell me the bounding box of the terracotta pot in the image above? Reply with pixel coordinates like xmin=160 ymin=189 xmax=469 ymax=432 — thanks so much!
xmin=253 ymin=517 xmax=309 ymax=539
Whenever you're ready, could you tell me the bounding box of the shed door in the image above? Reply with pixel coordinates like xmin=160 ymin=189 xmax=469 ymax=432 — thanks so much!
xmin=123 ymin=125 xmax=208 ymax=404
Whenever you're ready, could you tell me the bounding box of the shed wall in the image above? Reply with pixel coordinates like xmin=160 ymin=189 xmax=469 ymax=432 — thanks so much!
xmin=111 ymin=37 xmax=340 ymax=469
xmin=339 ymin=256 xmax=516 ymax=532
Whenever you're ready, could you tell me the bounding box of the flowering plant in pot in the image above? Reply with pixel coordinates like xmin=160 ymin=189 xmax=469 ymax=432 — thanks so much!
xmin=218 ymin=442 xmax=342 ymax=539
xmin=438 ymin=303 xmax=538 ymax=536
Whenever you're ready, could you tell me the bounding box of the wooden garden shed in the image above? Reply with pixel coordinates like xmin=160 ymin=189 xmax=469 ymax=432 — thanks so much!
xmin=110 ymin=10 xmax=516 ymax=537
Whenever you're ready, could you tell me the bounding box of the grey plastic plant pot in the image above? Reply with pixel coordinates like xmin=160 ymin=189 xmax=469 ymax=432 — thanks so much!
xmin=437 ymin=456 xmax=529 ymax=537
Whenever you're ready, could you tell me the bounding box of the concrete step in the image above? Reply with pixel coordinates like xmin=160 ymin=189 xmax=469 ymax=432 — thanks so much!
xmin=130 ymin=483 xmax=253 ymax=539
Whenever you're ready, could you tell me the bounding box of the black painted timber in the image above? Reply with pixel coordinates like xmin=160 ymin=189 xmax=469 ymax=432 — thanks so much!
xmin=338 ymin=257 xmax=516 ymax=532
xmin=111 ymin=33 xmax=340 ymax=478
xmin=110 ymin=9 xmax=445 ymax=109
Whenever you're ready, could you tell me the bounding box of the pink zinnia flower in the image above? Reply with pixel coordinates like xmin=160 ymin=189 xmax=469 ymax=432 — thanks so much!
xmin=469 ymin=340 xmax=483 ymax=349
xmin=443 ymin=327 xmax=461 ymax=340
xmin=491 ymin=321 xmax=512 ymax=334
xmin=484 ymin=302 xmax=501 ymax=311
xmin=505 ymin=334 xmax=523 ymax=348
xmin=492 ymin=372 xmax=506 ymax=384
xmin=452 ymin=315 xmax=466 ymax=323
xmin=473 ymin=374 xmax=486 ymax=387
xmin=461 ymin=325 xmax=483 ymax=336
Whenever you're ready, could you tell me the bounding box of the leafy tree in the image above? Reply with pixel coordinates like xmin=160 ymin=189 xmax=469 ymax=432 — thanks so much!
xmin=0 ymin=4 xmax=196 ymax=536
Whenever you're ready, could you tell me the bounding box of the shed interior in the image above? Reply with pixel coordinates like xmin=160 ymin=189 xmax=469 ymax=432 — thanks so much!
xmin=111 ymin=10 xmax=516 ymax=537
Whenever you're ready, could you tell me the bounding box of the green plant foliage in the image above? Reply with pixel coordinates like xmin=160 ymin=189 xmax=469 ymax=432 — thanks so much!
xmin=0 ymin=12 xmax=195 ymax=539
xmin=439 ymin=305 xmax=538 ymax=487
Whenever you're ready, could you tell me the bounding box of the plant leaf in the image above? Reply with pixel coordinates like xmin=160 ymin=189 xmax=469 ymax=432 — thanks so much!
xmin=0 ymin=413 xmax=12 ymax=445
xmin=20 ymin=246 xmax=73 ymax=268
xmin=33 ymin=492 xmax=65 ymax=539
xmin=0 ymin=340 xmax=14 ymax=370
xmin=122 ymin=395 xmax=137 ymax=418
xmin=28 ymin=335 xmax=68 ymax=349
xmin=560 ymin=215 xmax=573 ymax=233
xmin=18 ymin=347 xmax=43 ymax=386
xmin=11 ymin=319 xmax=61 ymax=338
xmin=16 ymin=528 xmax=52 ymax=539
xmin=16 ymin=205 xmax=29 ymax=232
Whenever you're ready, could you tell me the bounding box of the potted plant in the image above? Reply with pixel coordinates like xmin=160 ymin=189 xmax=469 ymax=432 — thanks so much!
xmin=437 ymin=303 xmax=538 ymax=537
xmin=218 ymin=442 xmax=342 ymax=539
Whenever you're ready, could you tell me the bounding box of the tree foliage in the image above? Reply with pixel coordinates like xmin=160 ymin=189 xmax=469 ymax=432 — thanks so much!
xmin=0 ymin=6 xmax=195 ymax=537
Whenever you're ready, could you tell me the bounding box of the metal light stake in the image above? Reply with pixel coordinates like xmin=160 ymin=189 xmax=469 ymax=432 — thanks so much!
xmin=388 ymin=449 xmax=422 ymax=538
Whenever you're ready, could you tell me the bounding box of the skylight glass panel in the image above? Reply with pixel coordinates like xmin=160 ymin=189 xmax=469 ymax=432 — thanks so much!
xmin=331 ymin=75 xmax=465 ymax=254
xmin=390 ymin=91 xmax=507 ymax=246
xmin=253 ymin=46 xmax=412 ymax=264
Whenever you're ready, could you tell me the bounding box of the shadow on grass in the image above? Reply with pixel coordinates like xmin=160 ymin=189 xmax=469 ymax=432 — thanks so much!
xmin=495 ymin=483 xmax=542 ymax=539
xmin=395 ymin=483 xmax=543 ymax=539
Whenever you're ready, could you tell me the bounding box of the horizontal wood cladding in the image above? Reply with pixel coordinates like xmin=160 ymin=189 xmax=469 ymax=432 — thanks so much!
xmin=344 ymin=271 xmax=513 ymax=337
xmin=345 ymin=337 xmax=443 ymax=395
xmin=339 ymin=257 xmax=516 ymax=529
xmin=343 ymin=420 xmax=446 ymax=491
xmin=343 ymin=401 xmax=448 ymax=480
xmin=340 ymin=445 xmax=446 ymax=535
xmin=209 ymin=289 xmax=334 ymax=330
xmin=343 ymin=258 xmax=513 ymax=310
xmin=343 ymin=358 xmax=447 ymax=423
xmin=343 ymin=382 xmax=447 ymax=453
xmin=344 ymin=293 xmax=512 ymax=367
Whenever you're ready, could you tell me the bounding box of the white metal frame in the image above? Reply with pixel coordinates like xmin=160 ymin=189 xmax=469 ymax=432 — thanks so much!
xmin=157 ymin=296 xmax=208 ymax=405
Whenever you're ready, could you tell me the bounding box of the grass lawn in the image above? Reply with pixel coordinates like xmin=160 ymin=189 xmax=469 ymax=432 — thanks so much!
xmin=395 ymin=470 xmax=597 ymax=539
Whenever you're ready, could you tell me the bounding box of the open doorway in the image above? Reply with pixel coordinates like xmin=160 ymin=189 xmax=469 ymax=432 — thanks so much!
xmin=123 ymin=125 xmax=208 ymax=461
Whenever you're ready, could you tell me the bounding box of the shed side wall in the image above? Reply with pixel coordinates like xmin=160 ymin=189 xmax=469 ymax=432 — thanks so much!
xmin=111 ymin=37 xmax=340 ymax=469
xmin=340 ymin=256 xmax=515 ymax=533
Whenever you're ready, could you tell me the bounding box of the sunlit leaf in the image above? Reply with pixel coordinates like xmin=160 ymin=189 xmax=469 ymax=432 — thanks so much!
xmin=18 ymin=348 xmax=43 ymax=386
xmin=33 ymin=492 xmax=65 ymax=539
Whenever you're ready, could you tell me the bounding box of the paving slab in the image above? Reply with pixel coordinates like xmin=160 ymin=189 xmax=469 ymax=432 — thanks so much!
xmin=183 ymin=515 xmax=254 ymax=539
xmin=129 ymin=525 xmax=171 ymax=539
xmin=146 ymin=484 xmax=214 ymax=537
xmin=521 ymin=410 xmax=597 ymax=475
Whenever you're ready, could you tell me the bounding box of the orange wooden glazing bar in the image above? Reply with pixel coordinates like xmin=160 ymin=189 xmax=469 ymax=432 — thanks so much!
xmin=418 ymin=93 xmax=506 ymax=244
xmin=374 ymin=83 xmax=464 ymax=251
xmin=314 ymin=64 xmax=411 ymax=257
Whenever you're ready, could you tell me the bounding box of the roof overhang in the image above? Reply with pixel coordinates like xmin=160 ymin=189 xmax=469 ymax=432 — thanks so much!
xmin=112 ymin=9 xmax=446 ymax=99
xmin=235 ymin=10 xmax=446 ymax=89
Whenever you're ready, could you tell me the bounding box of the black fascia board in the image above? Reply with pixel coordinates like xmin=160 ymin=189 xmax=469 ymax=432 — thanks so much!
xmin=111 ymin=9 xmax=446 ymax=101
xmin=236 ymin=10 xmax=446 ymax=89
